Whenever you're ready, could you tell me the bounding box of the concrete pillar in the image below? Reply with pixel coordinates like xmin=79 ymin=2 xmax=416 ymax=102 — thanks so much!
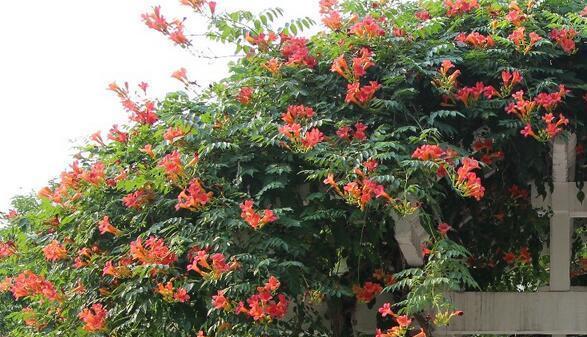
xmin=392 ymin=212 xmax=428 ymax=267
xmin=550 ymin=134 xmax=576 ymax=337
xmin=552 ymin=134 xmax=576 ymax=183
xmin=549 ymin=211 xmax=572 ymax=291
xmin=549 ymin=135 xmax=575 ymax=292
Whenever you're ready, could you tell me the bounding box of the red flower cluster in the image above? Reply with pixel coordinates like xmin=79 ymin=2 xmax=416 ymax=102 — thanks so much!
xmin=245 ymin=31 xmax=278 ymax=51
xmin=332 ymin=48 xmax=380 ymax=106
xmin=371 ymin=269 xmax=395 ymax=286
xmin=376 ymin=305 xmax=417 ymax=337
xmin=107 ymin=125 xmax=129 ymax=143
xmin=155 ymin=282 xmax=190 ymax=303
xmin=108 ymin=169 xmax=127 ymax=189
xmin=503 ymin=246 xmax=531 ymax=265
xmin=324 ymin=170 xmax=393 ymax=210
xmin=163 ymin=126 xmax=187 ymax=143
xmin=508 ymin=27 xmax=542 ymax=54
xmin=455 ymin=82 xmax=498 ymax=107
xmin=74 ymin=246 xmax=99 ymax=269
xmin=43 ymin=240 xmax=67 ymax=262
xmin=322 ymin=10 xmax=342 ymax=30
xmin=102 ymin=258 xmax=132 ymax=279
xmin=176 ymin=179 xmax=213 ymax=211
xmin=502 ymin=251 xmax=516 ymax=264
xmin=212 ymin=290 xmax=230 ymax=310
xmin=506 ymin=2 xmax=526 ymax=26
xmin=141 ymin=145 xmax=155 ymax=159
xmin=262 ymin=58 xmax=282 ymax=75
xmin=501 ymin=70 xmax=523 ymax=94
xmin=331 ymin=48 xmax=374 ymax=81
xmin=141 ymin=6 xmax=167 ymax=32
xmin=0 ymin=277 xmax=11 ymax=292
xmin=331 ymin=56 xmax=348 ymax=79
xmin=438 ymin=59 xmax=457 ymax=76
xmin=522 ymin=113 xmax=568 ymax=140
xmin=280 ymin=37 xmax=317 ymax=68
xmin=443 ymin=0 xmax=479 ymax=16
xmin=534 ymin=85 xmax=569 ymax=112
xmin=5 ymin=209 xmax=18 ymax=219
xmin=278 ymin=105 xmax=325 ymax=151
xmin=158 ymin=150 xmax=184 ymax=182
xmin=506 ymin=86 xmax=570 ymax=141
xmin=415 ymin=10 xmax=431 ymax=21
xmin=412 ymin=144 xmax=457 ymax=177
xmin=344 ymin=177 xmax=388 ymax=207
xmin=352 ymin=281 xmax=382 ymax=303
xmin=78 ymin=304 xmax=107 ymax=332
xmin=393 ymin=26 xmax=406 ymax=37
xmin=171 ymin=67 xmax=189 ymax=84
xmin=471 ymin=138 xmax=504 ymax=165
xmin=412 ymin=146 xmax=484 ymax=200
xmin=237 ymin=87 xmax=254 ymax=105
xmin=320 ymin=0 xmax=342 ymax=30
xmin=301 ymin=128 xmax=326 ymax=149
xmin=180 ymin=0 xmax=216 ymax=14
xmin=505 ymin=90 xmax=536 ymax=122
xmin=96 ymin=129 xmax=116 ymax=146
xmin=240 ymin=200 xmax=278 ymax=230
xmin=336 ymin=122 xmax=368 ymax=141
xmin=9 ymin=271 xmax=60 ymax=301
xmin=80 ymin=162 xmax=106 ymax=186
xmin=412 ymin=144 xmax=447 ymax=161
xmin=378 ymin=303 xmax=404 ymax=322
xmin=38 ymin=187 xmax=60 ymax=205
xmin=108 ymin=82 xmax=159 ymax=125
xmin=281 ymin=105 xmax=315 ymax=124
xmin=438 ymin=222 xmax=452 ymax=236
xmin=142 ymin=6 xmax=190 ymax=46
xmin=278 ymin=123 xmax=301 ymax=144
xmin=433 ymin=309 xmax=464 ymax=326
xmin=519 ymin=246 xmax=532 ymax=264
xmin=98 ymin=216 xmax=122 ymax=237
xmin=432 ymin=60 xmax=461 ymax=91
xmin=0 ymin=241 xmax=16 ymax=259
xmin=235 ymin=276 xmax=289 ymax=321
xmin=187 ymin=249 xmax=238 ymax=279
xmin=122 ymin=189 xmax=151 ymax=209
xmin=350 ymin=16 xmax=385 ymax=38
xmin=319 ymin=0 xmax=338 ymax=13
xmin=363 ymin=159 xmax=378 ymax=172
xmin=377 ymin=326 xmax=424 ymax=337
xmin=455 ymin=32 xmax=495 ymax=48
xmin=455 ymin=158 xmax=485 ymax=200
xmin=130 ymin=236 xmax=177 ymax=266
xmin=345 ymin=81 xmax=381 ymax=106
xmin=435 ymin=61 xmax=501 ymax=107
xmin=212 ymin=277 xmax=289 ymax=322
xmin=508 ymin=184 xmax=529 ymax=200
xmin=21 ymin=307 xmax=44 ymax=330
xmin=550 ymin=28 xmax=577 ymax=54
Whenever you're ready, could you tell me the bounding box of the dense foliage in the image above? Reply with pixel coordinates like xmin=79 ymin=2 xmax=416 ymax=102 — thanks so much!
xmin=1 ymin=0 xmax=586 ymax=336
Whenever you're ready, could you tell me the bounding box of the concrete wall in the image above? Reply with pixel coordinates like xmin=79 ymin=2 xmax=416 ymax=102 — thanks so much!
xmin=438 ymin=290 xmax=587 ymax=335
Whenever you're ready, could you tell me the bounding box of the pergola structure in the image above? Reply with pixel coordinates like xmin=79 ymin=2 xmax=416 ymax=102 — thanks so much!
xmin=386 ymin=135 xmax=587 ymax=336
xmin=440 ymin=134 xmax=587 ymax=336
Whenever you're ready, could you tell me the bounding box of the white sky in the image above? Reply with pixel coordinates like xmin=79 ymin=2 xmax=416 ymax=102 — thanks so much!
xmin=0 ymin=0 xmax=319 ymax=211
